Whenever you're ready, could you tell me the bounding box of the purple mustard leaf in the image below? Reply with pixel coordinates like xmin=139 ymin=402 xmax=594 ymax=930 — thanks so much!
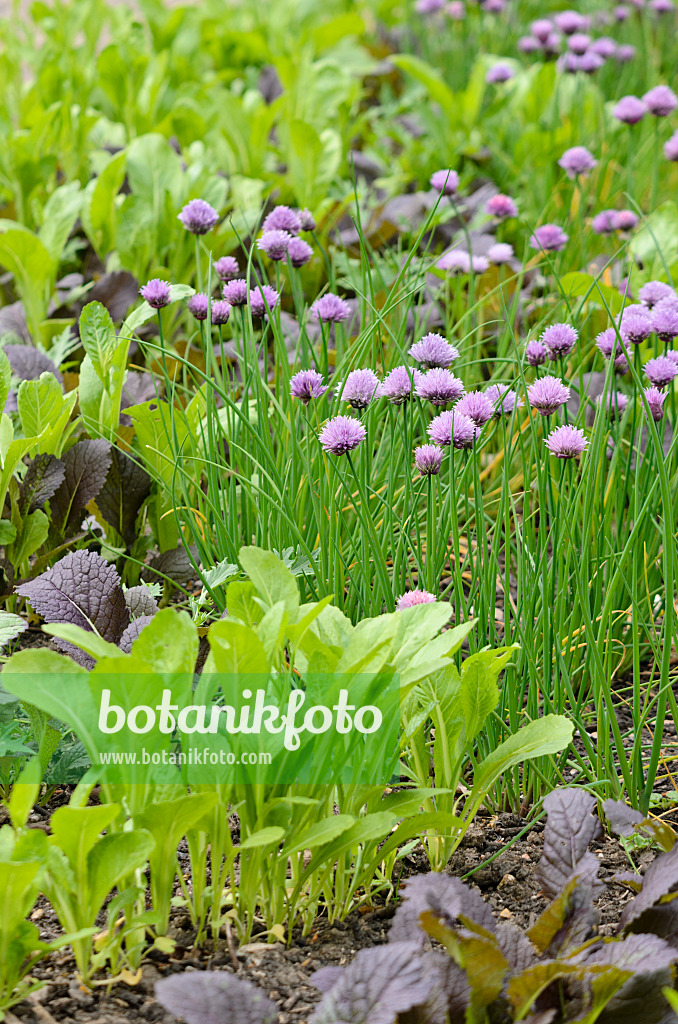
xmin=390 ymin=873 xmax=495 ymax=946
xmin=537 ymin=789 xmax=602 ymax=899
xmin=16 ymin=550 xmax=129 ymax=643
xmin=417 ymin=951 xmax=470 ymax=1024
xmin=620 ymin=844 xmax=678 ymax=930
xmin=50 ymin=439 xmax=112 ymax=537
xmin=141 ymin=544 xmax=200 ymax=587
xmin=4 ymin=345 xmax=63 ymax=386
xmin=495 ymin=921 xmax=538 ymax=973
xmin=118 ymin=615 xmax=155 ymax=653
xmin=155 ymin=972 xmax=278 ymax=1024
xmin=18 ymin=454 xmax=66 ymax=514
xmin=604 ymin=800 xmax=646 ymax=838
xmin=124 ymin=586 xmax=159 ymax=620
xmin=96 ymin=447 xmax=152 ymax=548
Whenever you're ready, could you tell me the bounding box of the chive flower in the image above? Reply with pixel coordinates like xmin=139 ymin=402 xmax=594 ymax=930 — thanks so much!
xmin=487 ymin=243 xmax=514 ymax=265
xmin=409 ymin=333 xmax=459 ymax=369
xmin=614 ymin=210 xmax=638 ymax=232
xmin=530 ymin=18 xmax=553 ymax=41
xmin=456 ymin=390 xmax=494 ymax=427
xmin=178 ymin=199 xmax=219 ymax=235
xmin=140 ymin=279 xmax=171 ymax=308
xmin=486 ymin=194 xmax=518 ymax=219
xmin=642 ymin=85 xmax=678 ymax=117
xmin=381 ymin=365 xmax=422 ymax=405
xmin=596 ymin=328 xmax=629 ymax=374
xmin=290 ymin=370 xmax=328 ymax=403
xmin=318 ymin=415 xmax=366 ymax=455
xmin=337 ymin=369 xmax=381 ymax=409
xmin=592 ymin=210 xmax=617 ymax=235
xmin=397 ymin=589 xmax=437 ymax=609
xmin=612 ymin=96 xmax=646 ymax=124
xmin=567 ymin=33 xmax=591 ymax=54
xmin=427 ymin=410 xmax=476 ymax=448
xmin=591 ymin=37 xmax=617 ymax=58
xmin=214 ymin=256 xmax=239 ymax=281
xmin=530 ymin=224 xmax=569 ymax=253
xmin=485 ymin=383 xmax=523 ymax=416
xmin=287 ymin=237 xmax=313 ymax=267
xmin=262 ymin=206 xmax=301 ymax=235
xmin=430 ymin=169 xmax=459 ymax=195
xmin=545 ymin=424 xmax=588 ymax=459
xmin=222 ymin=279 xmax=249 ymax=306
xmin=596 ymin=391 xmax=629 ymax=419
xmin=621 ymin=313 xmax=653 ymax=344
xmin=664 ymin=132 xmax=678 ymax=161
xmin=486 ymin=63 xmax=515 ymax=84
xmin=558 ymin=146 xmax=597 ymax=179
xmin=644 ymin=386 xmax=667 ymax=421
xmin=643 ymin=355 xmax=678 ymax=388
xmin=554 ymin=9 xmax=589 ymax=32
xmin=311 ymin=293 xmax=352 ymax=323
xmin=187 ymin=293 xmax=210 ymax=320
xmin=257 ymin=230 xmax=292 ymax=260
xmin=639 ymin=281 xmax=676 ymax=308
xmin=416 ymin=368 xmax=465 ymax=406
xmin=652 ymin=306 xmax=678 ymax=341
xmin=414 ymin=444 xmax=444 ymax=476
xmin=210 ymin=300 xmax=231 ymax=325
xmin=298 ymin=209 xmax=316 ymax=231
xmin=249 ymin=285 xmax=280 ymax=317
xmin=527 ymin=375 xmax=570 ymax=415
xmin=615 ymin=45 xmax=635 ymax=63
xmin=526 ymin=340 xmax=548 ymax=367
xmin=541 ymin=323 xmax=578 ymax=360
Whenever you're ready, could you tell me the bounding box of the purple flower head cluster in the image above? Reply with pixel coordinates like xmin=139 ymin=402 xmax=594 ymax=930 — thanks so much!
xmin=438 ymin=250 xmax=488 ymax=274
xmin=430 ymin=169 xmax=459 ymax=195
xmin=530 ymin=224 xmax=569 ymax=253
xmin=298 ymin=209 xmax=316 ymax=232
xmin=311 ymin=293 xmax=351 ymax=324
xmin=485 ymin=383 xmax=523 ymax=416
xmin=223 ymin=279 xmax=249 ymax=306
xmin=262 ymin=206 xmax=301 ymax=235
xmin=416 ymin=369 xmax=466 ymax=406
xmin=612 ymin=95 xmax=646 ymax=124
xmin=591 ymin=37 xmax=617 ymax=59
xmin=414 ymin=444 xmax=445 ymax=476
xmin=596 ymin=390 xmax=629 ymax=419
xmin=257 ymin=230 xmax=292 ymax=261
xmin=287 ymin=237 xmax=313 ymax=267
xmin=567 ymin=33 xmax=591 ymax=54
xmin=518 ymin=35 xmax=540 ymax=53
xmin=541 ymin=323 xmax=578 ymax=360
xmin=486 ymin=63 xmax=515 ymax=84
xmin=616 ymin=45 xmax=636 ymax=63
xmin=178 ymin=199 xmax=219 ymax=235
xmin=527 ymin=375 xmax=570 ymax=415
xmin=445 ymin=1 xmax=466 ymax=19
xmin=644 ymin=386 xmax=667 ymax=421
xmin=554 ymin=9 xmax=589 ymax=33
xmin=428 ymin=410 xmax=476 ymax=448
xmin=596 ymin=328 xmax=628 ymax=373
xmin=338 ymin=369 xmax=381 ymax=409
xmin=526 ymin=340 xmax=548 ymax=366
xmin=615 ymin=210 xmax=639 ymax=232
xmin=318 ymin=415 xmax=366 ymax=456
xmin=664 ymin=131 xmax=678 ymax=161
xmin=530 ymin=18 xmax=553 ymax=41
xmin=644 ymin=355 xmax=678 ymax=387
xmin=545 ymin=424 xmax=588 ymax=459
xmin=639 ymin=281 xmax=676 ymax=308
xmin=409 ymin=333 xmax=459 ymax=369
xmin=249 ymin=285 xmax=279 ymax=317
xmin=621 ymin=312 xmax=653 ymax=344
xmin=416 ymin=0 xmax=445 ymax=12
xmin=140 ymin=279 xmax=171 ymax=308
xmin=650 ymin=0 xmax=675 ymax=12
xmin=486 ymin=194 xmax=518 ymax=219
xmin=487 ymin=243 xmax=514 ymax=265
xmin=643 ymin=85 xmax=678 ymax=117
xmin=653 ymin=306 xmax=678 ymax=341
xmin=558 ymin=146 xmax=597 ymax=179
xmin=559 ymin=51 xmax=604 ymax=74
xmin=210 ymin=300 xmax=231 ymax=325
xmin=397 ymin=589 xmax=437 ymax=610
xmin=187 ymin=293 xmax=210 ymax=320
xmin=290 ymin=369 xmax=328 ymax=404
xmin=214 ymin=256 xmax=239 ymax=281
xmin=456 ymin=390 xmax=494 ymax=427
xmin=592 ymin=210 xmax=617 ymax=235
xmin=381 ymin=365 xmax=421 ymax=405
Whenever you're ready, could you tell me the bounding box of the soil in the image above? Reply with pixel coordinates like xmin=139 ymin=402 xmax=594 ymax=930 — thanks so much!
xmin=8 ymin=810 xmax=657 ymax=1024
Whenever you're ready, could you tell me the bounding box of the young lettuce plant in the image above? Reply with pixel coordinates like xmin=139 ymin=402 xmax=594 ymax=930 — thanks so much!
xmin=155 ymin=788 xmax=678 ymax=1024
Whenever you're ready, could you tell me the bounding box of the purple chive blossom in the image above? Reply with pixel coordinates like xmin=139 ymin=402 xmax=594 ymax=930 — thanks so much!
xmin=518 ymin=36 xmax=540 ymax=53
xmin=318 ymin=415 xmax=366 ymax=455
xmin=567 ymin=32 xmax=591 ymax=53
xmin=653 ymin=306 xmax=678 ymax=341
xmin=545 ymin=424 xmax=588 ymax=459
xmin=526 ymin=340 xmax=548 ymax=367
xmin=416 ymin=0 xmax=445 ymax=11
xmin=427 ymin=410 xmax=476 ymax=449
xmin=614 ymin=5 xmax=630 ymax=20
xmin=338 ymin=369 xmax=381 ymax=409
xmin=262 ymin=206 xmax=301 ymax=235
xmin=485 ymin=383 xmax=523 ymax=416
xmin=613 ymin=210 xmax=639 ymax=232
xmin=409 ymin=333 xmax=459 ymax=369
xmin=298 ymin=208 xmax=316 ymax=232
xmin=554 ymin=9 xmax=589 ymax=33
xmin=591 ymin=37 xmax=617 ymax=58
xmin=486 ymin=194 xmax=518 ymax=219
xmin=487 ymin=243 xmax=514 ymax=265
xmin=643 ymin=85 xmax=678 ymax=117
xmin=558 ymin=146 xmax=597 ymax=179
xmin=210 ymin=300 xmax=231 ymax=325
xmin=414 ymin=444 xmax=445 ymax=476
xmin=527 ymin=375 xmax=570 ymax=415
xmin=257 ymin=230 xmax=292 ymax=260
xmin=530 ymin=18 xmax=553 ymax=41
xmin=140 ymin=279 xmax=171 ymax=308
xmin=650 ymin=0 xmax=674 ymax=11
xmin=644 ymin=386 xmax=667 ymax=421
xmin=541 ymin=323 xmax=578 ymax=360
xmin=621 ymin=303 xmax=648 ymax=318
xmin=286 ymin=237 xmax=313 ymax=267
xmin=187 ymin=293 xmax=210 ymax=320
xmin=249 ymin=285 xmax=280 ymax=317
xmin=621 ymin=313 xmax=653 ymax=344
xmin=178 ymin=199 xmax=219 ymax=235
xmin=580 ymin=52 xmax=605 ymax=74
xmin=530 ymin=224 xmax=569 ymax=253
xmin=595 ymin=329 xmax=629 ymax=373
xmin=290 ymin=370 xmax=328 ymax=404
xmin=214 ymin=256 xmax=239 ymax=281
xmin=381 ymin=365 xmax=422 ymax=405
xmin=438 ymin=250 xmax=471 ymax=273
xmin=592 ymin=210 xmax=618 ymax=234
xmin=456 ymin=390 xmax=495 ymax=427
xmin=223 ymin=279 xmax=249 ymax=306
xmin=445 ymin=1 xmax=466 ymax=19
xmin=483 ymin=0 xmax=506 ymax=12
xmin=615 ymin=45 xmax=636 ymax=63
xmin=471 ymin=256 xmax=490 ymax=274
xmin=486 ymin=63 xmax=515 ymax=84
xmin=416 ymin=368 xmax=466 ymax=406
xmin=639 ymin=281 xmax=676 ymax=308
xmin=612 ymin=96 xmax=647 ymax=124
xmin=644 ymin=355 xmax=678 ymax=387
xmin=596 ymin=390 xmax=629 ymax=418
xmin=430 ymin=169 xmax=459 ymax=195
xmin=311 ymin=293 xmax=351 ymax=323
xmin=664 ymin=131 xmax=678 ymax=161
xmin=397 ymin=589 xmax=437 ymax=609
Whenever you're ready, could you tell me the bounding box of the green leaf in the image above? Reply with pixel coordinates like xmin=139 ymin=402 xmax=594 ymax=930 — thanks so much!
xmin=81 ymin=151 xmax=126 ymax=258
xmin=38 ymin=182 xmax=83 ymax=265
xmin=0 ymin=350 xmax=11 ymax=415
xmin=239 ymin=826 xmax=286 ymax=850
xmin=560 ymin=272 xmax=624 ymax=316
xmin=0 ymin=610 xmax=28 ymax=649
xmin=79 ymin=301 xmax=118 ymax=382
xmin=8 ymin=757 xmax=42 ymax=830
xmin=283 ymin=814 xmax=356 ymax=856
xmin=11 ymin=509 xmax=49 ymax=566
xmin=239 ymin=546 xmax=299 ymax=613
xmin=0 ymin=520 xmax=17 ymax=545
xmin=460 ymin=645 xmax=518 ymax=744
xmin=206 ymin=619 xmax=270 ymax=675
xmin=225 ymin=581 xmax=261 ymax=627
xmin=87 ymin=829 xmax=154 ymax=916
xmin=17 ymin=373 xmax=74 ymax=450
xmin=389 ymin=54 xmax=456 ymax=119
xmin=42 ymin=623 xmax=122 ymax=662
